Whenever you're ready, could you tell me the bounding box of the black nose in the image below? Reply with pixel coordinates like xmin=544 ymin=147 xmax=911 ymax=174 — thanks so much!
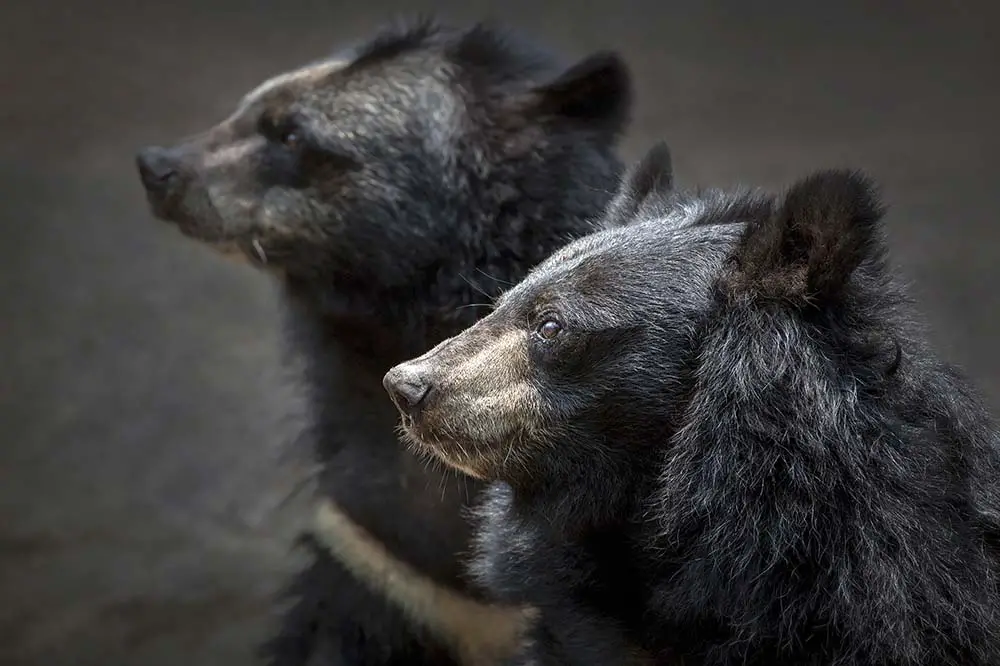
xmin=383 ymin=365 xmax=433 ymax=415
xmin=136 ymin=146 xmax=180 ymax=194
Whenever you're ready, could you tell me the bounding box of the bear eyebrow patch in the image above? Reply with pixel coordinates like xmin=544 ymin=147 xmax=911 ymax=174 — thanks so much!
xmin=234 ymin=59 xmax=348 ymax=118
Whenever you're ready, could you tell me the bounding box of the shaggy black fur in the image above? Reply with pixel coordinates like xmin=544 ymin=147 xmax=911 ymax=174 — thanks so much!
xmin=136 ymin=17 xmax=631 ymax=666
xmin=386 ymin=143 xmax=1000 ymax=665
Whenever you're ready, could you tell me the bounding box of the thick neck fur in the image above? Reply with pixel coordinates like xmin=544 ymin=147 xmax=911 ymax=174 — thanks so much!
xmin=506 ymin=427 xmax=663 ymax=540
xmin=655 ymin=280 xmax=1000 ymax=664
xmin=508 ymin=468 xmax=656 ymax=542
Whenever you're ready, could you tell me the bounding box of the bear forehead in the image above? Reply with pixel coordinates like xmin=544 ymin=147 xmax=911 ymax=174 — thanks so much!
xmin=539 ymin=217 xmax=737 ymax=281
xmin=493 ymin=221 xmax=734 ymax=324
xmin=233 ymin=58 xmax=350 ymax=119
xmin=233 ymin=20 xmax=558 ymax=117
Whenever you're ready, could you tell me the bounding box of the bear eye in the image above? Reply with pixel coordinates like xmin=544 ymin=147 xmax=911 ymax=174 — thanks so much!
xmin=536 ymin=319 xmax=563 ymax=340
xmin=258 ymin=113 xmax=304 ymax=150
xmin=278 ymin=128 xmax=300 ymax=149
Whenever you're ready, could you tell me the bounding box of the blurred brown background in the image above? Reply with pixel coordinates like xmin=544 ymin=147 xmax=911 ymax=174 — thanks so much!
xmin=0 ymin=1 xmax=997 ymax=664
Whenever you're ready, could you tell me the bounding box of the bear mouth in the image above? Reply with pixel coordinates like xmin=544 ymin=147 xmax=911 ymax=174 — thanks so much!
xmin=142 ymin=182 xmax=250 ymax=249
xmin=144 ymin=196 xmax=276 ymax=269
xmin=166 ymin=218 xmax=269 ymax=266
xmin=208 ymin=236 xmax=277 ymax=269
xmin=395 ymin=420 xmax=489 ymax=480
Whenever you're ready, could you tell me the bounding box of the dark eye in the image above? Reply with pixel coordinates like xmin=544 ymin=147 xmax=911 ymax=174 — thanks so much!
xmin=536 ymin=319 xmax=563 ymax=340
xmin=278 ymin=128 xmax=300 ymax=149
xmin=258 ymin=113 xmax=303 ymax=149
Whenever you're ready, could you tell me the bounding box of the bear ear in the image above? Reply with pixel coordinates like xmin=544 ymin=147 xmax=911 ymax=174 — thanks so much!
xmin=523 ymin=51 xmax=632 ymax=134
xmin=601 ymin=141 xmax=674 ymax=228
xmin=727 ymin=169 xmax=886 ymax=303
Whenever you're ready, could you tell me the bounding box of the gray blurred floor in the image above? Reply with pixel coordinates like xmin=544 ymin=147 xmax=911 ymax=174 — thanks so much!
xmin=0 ymin=1 xmax=997 ymax=664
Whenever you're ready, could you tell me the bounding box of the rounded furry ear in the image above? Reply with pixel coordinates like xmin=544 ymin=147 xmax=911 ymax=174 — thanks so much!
xmin=524 ymin=51 xmax=632 ymax=134
xmin=602 ymin=141 xmax=674 ymax=229
xmin=726 ymin=169 xmax=886 ymax=303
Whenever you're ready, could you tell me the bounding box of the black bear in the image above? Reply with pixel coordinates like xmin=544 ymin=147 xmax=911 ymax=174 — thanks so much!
xmin=135 ymin=17 xmax=632 ymax=666
xmin=384 ymin=142 xmax=1000 ymax=665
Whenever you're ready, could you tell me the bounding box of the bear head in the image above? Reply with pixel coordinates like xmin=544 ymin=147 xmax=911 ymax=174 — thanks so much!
xmin=135 ymin=19 xmax=631 ymax=296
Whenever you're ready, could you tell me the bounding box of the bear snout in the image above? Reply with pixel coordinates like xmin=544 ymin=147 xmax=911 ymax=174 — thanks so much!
xmin=383 ymin=363 xmax=434 ymax=417
xmin=136 ymin=145 xmax=193 ymax=221
xmin=137 ymin=146 xmax=182 ymax=196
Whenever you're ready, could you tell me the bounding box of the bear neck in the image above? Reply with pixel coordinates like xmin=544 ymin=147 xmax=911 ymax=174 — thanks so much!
xmin=282 ymin=273 xmax=446 ymax=366
xmin=505 ymin=442 xmax=660 ymax=539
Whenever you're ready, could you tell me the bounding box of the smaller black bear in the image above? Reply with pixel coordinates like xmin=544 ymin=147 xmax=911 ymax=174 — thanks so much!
xmin=383 ymin=142 xmax=1000 ymax=665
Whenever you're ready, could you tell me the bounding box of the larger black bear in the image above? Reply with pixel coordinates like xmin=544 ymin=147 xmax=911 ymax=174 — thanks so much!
xmin=384 ymin=143 xmax=1000 ymax=665
xmin=135 ymin=18 xmax=631 ymax=666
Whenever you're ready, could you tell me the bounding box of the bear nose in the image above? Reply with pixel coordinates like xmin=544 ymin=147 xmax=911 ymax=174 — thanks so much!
xmin=136 ymin=146 xmax=181 ymax=195
xmin=383 ymin=364 xmax=433 ymax=415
